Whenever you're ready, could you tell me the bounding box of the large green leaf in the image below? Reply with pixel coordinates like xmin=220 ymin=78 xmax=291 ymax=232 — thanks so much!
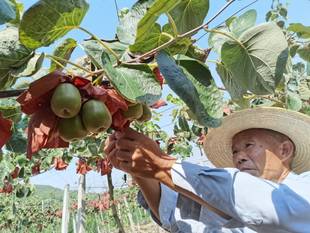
xmin=128 ymin=23 xmax=169 ymax=53
xmin=0 ymin=27 xmax=32 ymax=69
xmin=19 ymin=0 xmax=89 ymax=49
xmin=130 ymin=23 xmax=191 ymax=54
xmin=50 ymin=38 xmax=77 ymax=71
xmin=0 ymin=0 xmax=15 ymax=25
xmin=221 ymin=23 xmax=288 ymax=95
xmin=208 ymin=26 xmax=232 ymax=54
xmin=176 ymin=55 xmax=212 ymax=87
xmin=183 ymin=68 xmax=223 ymax=119
xmin=101 ymin=52 xmax=161 ymax=105
xmin=11 ymin=53 xmax=44 ymax=78
xmin=82 ymin=40 xmax=128 ymax=68
xmin=288 ymin=23 xmax=310 ymax=39
xmin=169 ymin=0 xmax=209 ymax=34
xmin=0 ymin=70 xmax=14 ymax=90
xmin=156 ymin=51 xmax=221 ymax=128
xmin=216 ymin=63 xmax=249 ymax=107
xmin=130 ymin=0 xmax=181 ymax=51
xmin=117 ymin=0 xmax=155 ymax=45
xmin=297 ymin=43 xmax=310 ymax=62
xmin=229 ymin=9 xmax=257 ymax=37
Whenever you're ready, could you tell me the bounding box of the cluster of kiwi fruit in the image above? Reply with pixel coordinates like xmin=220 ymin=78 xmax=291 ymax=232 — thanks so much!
xmin=50 ymin=83 xmax=152 ymax=142
xmin=50 ymin=83 xmax=112 ymax=142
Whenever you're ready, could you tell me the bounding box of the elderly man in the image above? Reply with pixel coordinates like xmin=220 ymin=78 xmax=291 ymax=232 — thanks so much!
xmin=104 ymin=107 xmax=310 ymax=233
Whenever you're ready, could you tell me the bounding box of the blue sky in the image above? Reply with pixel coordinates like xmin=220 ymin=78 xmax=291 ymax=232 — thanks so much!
xmin=28 ymin=0 xmax=310 ymax=191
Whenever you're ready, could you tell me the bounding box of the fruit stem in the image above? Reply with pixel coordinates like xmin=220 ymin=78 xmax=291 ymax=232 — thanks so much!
xmin=77 ymin=26 xmax=121 ymax=65
xmin=46 ymin=55 xmax=93 ymax=75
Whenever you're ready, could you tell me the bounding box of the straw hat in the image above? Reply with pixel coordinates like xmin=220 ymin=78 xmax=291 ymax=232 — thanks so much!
xmin=203 ymin=107 xmax=310 ymax=174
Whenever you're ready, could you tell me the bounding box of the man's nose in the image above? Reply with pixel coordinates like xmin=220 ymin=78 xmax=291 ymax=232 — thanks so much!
xmin=234 ymin=151 xmax=248 ymax=165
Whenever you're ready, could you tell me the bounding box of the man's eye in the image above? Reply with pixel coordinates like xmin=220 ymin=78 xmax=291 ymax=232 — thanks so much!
xmin=245 ymin=143 xmax=253 ymax=148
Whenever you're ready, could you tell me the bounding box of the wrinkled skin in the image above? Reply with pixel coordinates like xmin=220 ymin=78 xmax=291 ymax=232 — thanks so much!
xmin=232 ymin=129 xmax=295 ymax=182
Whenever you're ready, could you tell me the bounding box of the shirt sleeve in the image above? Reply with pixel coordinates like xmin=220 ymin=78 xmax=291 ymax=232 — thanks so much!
xmin=171 ymin=161 xmax=310 ymax=232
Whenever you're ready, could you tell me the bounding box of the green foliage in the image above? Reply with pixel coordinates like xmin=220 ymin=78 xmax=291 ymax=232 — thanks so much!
xmin=117 ymin=0 xmax=155 ymax=45
xmin=19 ymin=0 xmax=89 ymax=49
xmin=221 ymin=23 xmax=288 ymax=95
xmin=0 ymin=0 xmax=16 ymax=25
xmin=101 ymin=52 xmax=162 ymax=105
xmin=50 ymin=38 xmax=77 ymax=71
xmin=156 ymin=51 xmax=221 ymax=128
xmin=169 ymin=0 xmax=209 ymax=34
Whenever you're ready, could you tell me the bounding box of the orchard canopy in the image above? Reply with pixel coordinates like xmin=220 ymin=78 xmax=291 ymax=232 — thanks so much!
xmin=0 ymin=0 xmax=309 ymax=195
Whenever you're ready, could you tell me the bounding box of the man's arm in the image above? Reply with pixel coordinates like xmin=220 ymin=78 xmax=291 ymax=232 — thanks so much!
xmin=134 ymin=177 xmax=161 ymax=220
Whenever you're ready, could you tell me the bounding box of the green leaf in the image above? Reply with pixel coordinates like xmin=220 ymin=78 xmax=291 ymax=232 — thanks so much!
xmin=117 ymin=0 xmax=155 ymax=45
xmin=0 ymin=155 xmax=14 ymax=187
xmin=11 ymin=53 xmax=44 ymax=78
xmin=225 ymin=16 xmax=237 ymax=27
xmin=289 ymin=44 xmax=300 ymax=57
xmin=130 ymin=0 xmax=180 ymax=51
xmin=130 ymin=23 xmax=191 ymax=54
xmin=0 ymin=99 xmax=21 ymax=123
xmin=156 ymin=51 xmax=221 ymax=128
xmin=221 ymin=23 xmax=288 ymax=95
xmin=82 ymin=40 xmax=128 ymax=68
xmin=19 ymin=0 xmax=89 ymax=49
xmin=6 ymin=130 xmax=27 ymax=153
xmin=8 ymin=0 xmax=24 ymax=26
xmin=216 ymin=63 xmax=249 ymax=107
xmin=288 ymin=23 xmax=310 ymax=39
xmin=50 ymin=38 xmax=77 ymax=71
xmin=229 ymin=9 xmax=257 ymax=37
xmin=0 ymin=27 xmax=32 ymax=69
xmin=287 ymin=92 xmax=302 ymax=111
xmin=297 ymin=44 xmax=310 ymax=62
xmin=101 ymin=52 xmax=161 ymax=105
xmin=208 ymin=26 xmax=232 ymax=54
xmin=0 ymin=0 xmax=15 ymax=25
xmin=176 ymin=55 xmax=212 ymax=87
xmin=183 ymin=68 xmax=223 ymax=119
xmin=298 ymin=79 xmax=310 ymax=101
xmin=0 ymin=70 xmax=13 ymax=90
xmin=307 ymin=62 xmax=310 ymax=76
xmin=130 ymin=23 xmax=171 ymax=53
xmin=169 ymin=0 xmax=209 ymax=34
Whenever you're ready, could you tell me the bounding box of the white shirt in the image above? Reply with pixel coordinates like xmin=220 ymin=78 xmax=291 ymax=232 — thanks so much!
xmin=158 ymin=161 xmax=310 ymax=233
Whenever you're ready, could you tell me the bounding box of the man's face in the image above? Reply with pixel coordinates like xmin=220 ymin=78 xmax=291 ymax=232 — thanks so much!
xmin=231 ymin=129 xmax=290 ymax=179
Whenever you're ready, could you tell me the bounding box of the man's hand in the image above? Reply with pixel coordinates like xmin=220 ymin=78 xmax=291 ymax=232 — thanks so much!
xmin=104 ymin=128 xmax=176 ymax=185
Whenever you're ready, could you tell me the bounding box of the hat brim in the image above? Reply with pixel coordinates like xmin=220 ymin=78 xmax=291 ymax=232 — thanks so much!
xmin=203 ymin=107 xmax=310 ymax=174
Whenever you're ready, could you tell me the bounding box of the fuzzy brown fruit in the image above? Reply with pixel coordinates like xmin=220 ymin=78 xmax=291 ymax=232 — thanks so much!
xmin=137 ymin=104 xmax=152 ymax=122
xmin=51 ymin=83 xmax=81 ymax=118
xmin=82 ymin=100 xmax=112 ymax=133
xmin=58 ymin=115 xmax=88 ymax=142
xmin=122 ymin=103 xmax=143 ymax=120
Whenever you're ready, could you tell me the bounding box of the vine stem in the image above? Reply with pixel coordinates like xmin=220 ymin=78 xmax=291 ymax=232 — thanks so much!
xmin=126 ymin=0 xmax=237 ymax=63
xmin=205 ymin=29 xmax=245 ymax=49
xmin=46 ymin=54 xmax=93 ymax=75
xmin=77 ymin=26 xmax=121 ymax=64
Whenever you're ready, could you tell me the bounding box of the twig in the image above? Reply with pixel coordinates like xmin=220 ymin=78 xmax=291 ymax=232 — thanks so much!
xmin=196 ymin=0 xmax=259 ymax=42
xmin=77 ymin=26 xmax=121 ymax=64
xmin=46 ymin=55 xmax=93 ymax=75
xmin=126 ymin=0 xmax=237 ymax=63
xmin=0 ymin=89 xmax=26 ymax=98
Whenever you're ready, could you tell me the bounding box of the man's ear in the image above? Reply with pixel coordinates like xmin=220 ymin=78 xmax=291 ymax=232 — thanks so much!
xmin=279 ymin=140 xmax=295 ymax=161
